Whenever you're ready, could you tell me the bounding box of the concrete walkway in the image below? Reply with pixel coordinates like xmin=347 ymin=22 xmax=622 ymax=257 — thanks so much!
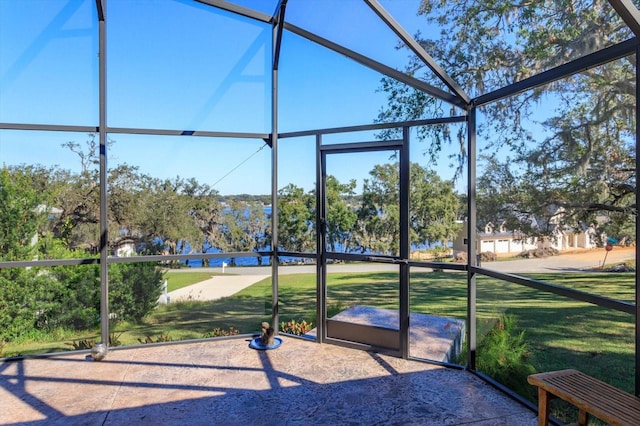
xmin=163 ymin=274 xmax=270 ymax=303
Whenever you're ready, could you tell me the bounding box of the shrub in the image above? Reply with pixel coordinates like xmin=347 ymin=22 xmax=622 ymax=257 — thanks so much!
xmin=327 ymin=302 xmax=348 ymax=318
xmin=109 ymin=332 xmax=123 ymax=346
xmin=280 ymin=319 xmax=313 ymax=335
xmin=454 ymin=251 xmax=467 ymax=263
xmin=432 ymin=245 xmax=450 ymax=261
xmin=45 ymin=260 xmax=101 ymax=330
xmin=109 ymin=262 xmax=165 ymax=323
xmin=0 ymin=242 xmax=164 ymax=343
xmin=518 ymin=248 xmax=559 ymax=258
xmin=0 ymin=268 xmax=56 ymax=342
xmin=480 ymin=251 xmax=497 ymax=262
xmin=138 ymin=334 xmax=173 ymax=344
xmin=473 ymin=315 xmax=537 ymax=400
xmin=67 ymin=332 xmax=122 ymax=350
xmin=203 ymin=326 xmax=240 ymax=338
xmin=66 ymin=339 xmax=94 ymax=350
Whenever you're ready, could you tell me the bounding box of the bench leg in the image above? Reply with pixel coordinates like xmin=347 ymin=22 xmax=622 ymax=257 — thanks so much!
xmin=578 ymin=409 xmax=588 ymax=426
xmin=537 ymin=388 xmax=550 ymax=426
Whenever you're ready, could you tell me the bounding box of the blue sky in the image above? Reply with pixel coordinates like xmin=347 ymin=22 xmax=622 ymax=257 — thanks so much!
xmin=0 ymin=0 xmax=467 ymax=195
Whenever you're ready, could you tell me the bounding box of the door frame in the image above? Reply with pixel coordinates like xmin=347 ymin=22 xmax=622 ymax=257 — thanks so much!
xmin=315 ymin=130 xmax=410 ymax=358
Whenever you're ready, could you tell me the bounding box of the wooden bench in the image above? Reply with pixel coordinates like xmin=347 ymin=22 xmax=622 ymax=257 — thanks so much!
xmin=528 ymin=369 xmax=640 ymax=426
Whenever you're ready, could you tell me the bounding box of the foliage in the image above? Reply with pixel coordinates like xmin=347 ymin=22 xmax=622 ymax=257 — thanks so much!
xmin=245 ymin=202 xmax=271 ymax=265
xmin=66 ymin=339 xmax=95 ymax=350
xmin=136 ymin=176 xmax=203 ymax=258
xmin=109 ymin=262 xmax=165 ymax=323
xmin=357 ymin=164 xmax=400 ymax=255
xmin=356 ymin=163 xmax=460 ymax=255
xmin=66 ymin=332 xmax=122 ymax=350
xmin=479 ymin=251 xmax=497 ymax=262
xmin=278 ymin=166 xmax=459 ymax=255
xmin=43 ymin=261 xmax=101 ymax=331
xmin=461 ymin=315 xmax=537 ymax=400
xmin=379 ymin=1 xmax=636 ymax=242
xmin=431 ymin=245 xmax=450 ymax=261
xmin=0 ymin=166 xmax=50 ymax=261
xmin=409 ymin=164 xmax=461 ymax=247
xmin=325 ymin=176 xmax=358 ymax=252
xmin=49 ymin=138 xmax=102 ymax=251
xmin=10 ymin=136 xmax=266 ymax=264
xmin=326 ymin=302 xmax=349 ymax=318
xmin=280 ymin=319 xmax=313 ymax=336
xmin=203 ymin=326 xmax=240 ymax=338
xmin=5 ymin=136 xmax=462 ymax=264
xmin=277 ymin=184 xmax=315 ymax=252
xmin=0 ymin=168 xmax=61 ymax=342
xmin=184 ymin=179 xmax=224 ymax=267
xmin=109 ymin=331 xmax=123 ymax=346
xmin=0 ymin=269 xmax=53 ymax=342
xmin=138 ymin=334 xmax=173 ymax=344
xmin=218 ymin=199 xmax=270 ymax=266
xmin=0 ymin=233 xmax=162 ymax=342
xmin=44 ymin=260 xmax=163 ymax=333
xmin=63 ymin=138 xmax=226 ymax=260
xmin=517 ymin=248 xmax=558 ymax=259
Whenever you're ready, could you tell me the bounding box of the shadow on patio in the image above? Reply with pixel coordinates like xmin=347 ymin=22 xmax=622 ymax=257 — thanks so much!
xmin=1 ymin=337 xmax=538 ymax=425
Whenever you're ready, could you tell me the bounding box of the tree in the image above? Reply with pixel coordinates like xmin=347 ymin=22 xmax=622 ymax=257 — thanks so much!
xmin=0 ymin=166 xmax=53 ymax=341
xmin=0 ymin=269 xmax=54 ymax=342
xmin=52 ymin=135 xmax=105 ymax=251
xmin=109 ymin=262 xmax=164 ymax=323
xmin=38 ymin=241 xmax=100 ymax=330
xmin=246 ymin=202 xmax=270 ymax=265
xmin=60 ymin=134 xmax=110 ymax=174
xmin=410 ymin=163 xmax=461 ymax=247
xmin=0 ymin=146 xmax=182 ymax=340
xmin=135 ymin=176 xmax=201 ymax=258
xmin=355 ymin=163 xmax=460 ymax=255
xmin=183 ymin=178 xmax=224 ymax=266
xmin=357 ymin=163 xmax=401 ymax=255
xmin=325 ymin=175 xmax=358 ymax=252
xmin=277 ymin=184 xmax=315 ymax=252
xmin=108 ymin=164 xmax=147 ymax=245
xmin=0 ymin=166 xmax=50 ymax=261
xmin=379 ymin=1 xmax=636 ymax=240
xmin=220 ymin=199 xmax=257 ymax=266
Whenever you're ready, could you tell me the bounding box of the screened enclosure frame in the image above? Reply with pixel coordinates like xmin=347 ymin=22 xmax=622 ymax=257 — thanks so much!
xmin=1 ymin=0 xmax=639 ymax=397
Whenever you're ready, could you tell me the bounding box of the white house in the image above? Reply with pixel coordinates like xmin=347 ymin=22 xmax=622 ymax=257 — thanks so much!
xmin=112 ymin=239 xmax=136 ymax=257
xmin=453 ymin=220 xmax=598 ymax=258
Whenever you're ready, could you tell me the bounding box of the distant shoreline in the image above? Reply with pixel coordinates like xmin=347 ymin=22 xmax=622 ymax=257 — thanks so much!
xmin=169 ymin=246 xmax=636 ymax=276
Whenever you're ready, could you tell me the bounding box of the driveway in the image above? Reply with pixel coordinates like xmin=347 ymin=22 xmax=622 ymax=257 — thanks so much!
xmin=480 ymin=247 xmax=635 ymax=274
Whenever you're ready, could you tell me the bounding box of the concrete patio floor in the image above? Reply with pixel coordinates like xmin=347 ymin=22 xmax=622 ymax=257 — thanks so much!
xmin=1 ymin=337 xmax=538 ymax=425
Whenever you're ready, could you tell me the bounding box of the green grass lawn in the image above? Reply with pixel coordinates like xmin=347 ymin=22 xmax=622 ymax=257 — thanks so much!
xmin=3 ymin=269 xmax=635 ymax=418
xmin=164 ymin=271 xmax=223 ymax=292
